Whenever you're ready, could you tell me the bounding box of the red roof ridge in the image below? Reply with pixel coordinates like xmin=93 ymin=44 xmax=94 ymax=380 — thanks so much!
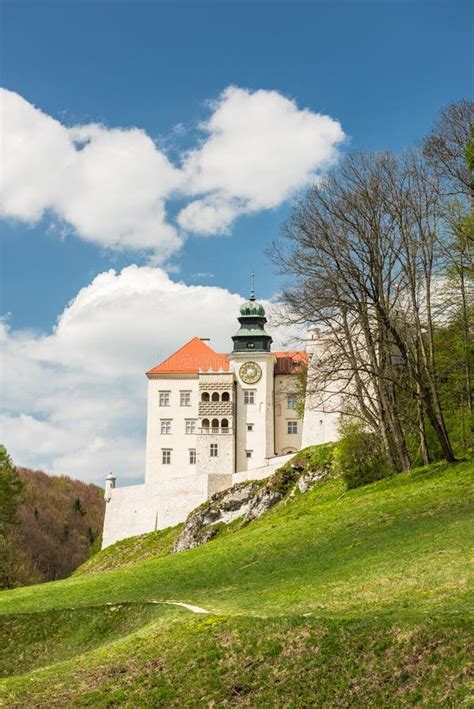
xmin=146 ymin=337 xmax=229 ymax=376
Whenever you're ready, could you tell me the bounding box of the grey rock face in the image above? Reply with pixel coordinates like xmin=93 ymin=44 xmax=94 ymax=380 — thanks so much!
xmin=243 ymin=488 xmax=283 ymax=523
xmin=297 ymin=469 xmax=327 ymax=493
xmin=174 ymin=482 xmax=261 ymax=553
xmin=174 ymin=464 xmax=329 ymax=554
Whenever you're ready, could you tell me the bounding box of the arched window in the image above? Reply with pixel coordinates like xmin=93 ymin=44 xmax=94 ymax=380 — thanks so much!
xmin=201 ymin=392 xmax=210 ymax=402
xmin=221 ymin=418 xmax=229 ymax=429
xmin=202 ymin=418 xmax=210 ymax=430
xmin=211 ymin=392 xmax=220 ymax=402
xmin=211 ymin=418 xmax=219 ymax=432
xmin=221 ymin=391 xmax=230 ymax=402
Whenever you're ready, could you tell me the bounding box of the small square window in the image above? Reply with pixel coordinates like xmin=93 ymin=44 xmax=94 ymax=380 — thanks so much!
xmin=210 ymin=443 xmax=218 ymax=457
xmin=189 ymin=449 xmax=196 ymax=464
xmin=160 ymin=419 xmax=171 ymax=435
xmin=180 ymin=391 xmax=191 ymax=406
xmin=162 ymin=449 xmax=171 ymax=464
xmin=244 ymin=390 xmax=255 ymax=405
xmin=247 ymin=423 xmax=254 ymax=432
xmin=246 ymin=450 xmax=253 ymax=458
xmin=159 ymin=391 xmax=170 ymax=406
xmin=287 ymin=393 xmax=298 ymax=410
xmin=185 ymin=420 xmax=196 ymax=434
xmin=287 ymin=420 xmax=298 ymax=434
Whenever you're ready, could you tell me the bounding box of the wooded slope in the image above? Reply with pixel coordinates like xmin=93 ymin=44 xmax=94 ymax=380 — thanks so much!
xmin=2 ymin=466 xmax=104 ymax=588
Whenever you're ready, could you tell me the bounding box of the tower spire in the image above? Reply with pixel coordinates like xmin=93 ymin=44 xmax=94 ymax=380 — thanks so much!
xmin=231 ymin=275 xmax=272 ymax=353
xmin=250 ymin=272 xmax=255 ymax=301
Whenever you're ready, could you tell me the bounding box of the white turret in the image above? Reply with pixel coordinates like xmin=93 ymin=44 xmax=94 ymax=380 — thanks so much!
xmin=104 ymin=472 xmax=116 ymax=502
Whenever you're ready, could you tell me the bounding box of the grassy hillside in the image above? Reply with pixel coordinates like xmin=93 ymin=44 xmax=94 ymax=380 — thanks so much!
xmin=0 ymin=456 xmax=472 ymax=706
xmin=74 ymin=523 xmax=182 ymax=576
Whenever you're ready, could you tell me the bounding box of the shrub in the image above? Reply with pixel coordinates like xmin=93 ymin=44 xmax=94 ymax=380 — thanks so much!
xmin=307 ymin=443 xmax=335 ymax=470
xmin=333 ymin=422 xmax=392 ymax=489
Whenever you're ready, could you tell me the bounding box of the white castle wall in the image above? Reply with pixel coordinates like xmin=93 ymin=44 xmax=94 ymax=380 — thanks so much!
xmin=102 ymin=470 xmax=233 ymax=548
xmin=102 ymin=483 xmax=162 ymax=549
xmin=145 ymin=375 xmax=200 ymax=484
xmin=232 ymin=453 xmax=294 ymax=484
xmin=301 ymin=328 xmax=341 ymax=448
xmin=196 ymin=433 xmax=234 ymax=475
xmin=274 ymin=374 xmax=302 ymax=454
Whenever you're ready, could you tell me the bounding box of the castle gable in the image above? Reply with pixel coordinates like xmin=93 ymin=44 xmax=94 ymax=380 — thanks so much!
xmin=146 ymin=337 xmax=229 ymax=378
xmin=274 ymin=351 xmax=307 ymax=375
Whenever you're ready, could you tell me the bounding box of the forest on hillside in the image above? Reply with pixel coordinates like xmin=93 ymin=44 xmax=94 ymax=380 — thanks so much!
xmin=0 ymin=447 xmax=105 ymax=589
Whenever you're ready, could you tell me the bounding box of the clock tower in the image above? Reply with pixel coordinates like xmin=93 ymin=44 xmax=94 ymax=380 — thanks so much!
xmin=231 ymin=281 xmax=273 ymax=354
xmin=229 ymin=282 xmax=275 ymax=471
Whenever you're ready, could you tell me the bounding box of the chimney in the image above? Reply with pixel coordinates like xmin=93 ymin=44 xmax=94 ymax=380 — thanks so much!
xmin=200 ymin=338 xmax=211 ymax=343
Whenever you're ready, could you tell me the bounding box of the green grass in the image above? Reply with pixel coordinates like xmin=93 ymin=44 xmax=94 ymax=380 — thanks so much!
xmin=1 ymin=455 xmax=473 ymax=706
xmin=74 ymin=523 xmax=182 ymax=576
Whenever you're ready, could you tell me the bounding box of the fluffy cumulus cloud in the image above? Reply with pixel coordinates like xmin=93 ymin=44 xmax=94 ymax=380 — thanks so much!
xmin=178 ymin=87 xmax=345 ymax=234
xmin=0 ymin=267 xmax=301 ymax=483
xmin=1 ymin=87 xmax=345 ymax=255
xmin=0 ymin=90 xmax=183 ymax=259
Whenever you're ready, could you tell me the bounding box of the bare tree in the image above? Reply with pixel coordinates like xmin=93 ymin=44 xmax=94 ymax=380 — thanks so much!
xmin=273 ymin=149 xmax=458 ymax=467
xmin=422 ymin=99 xmax=473 ymax=200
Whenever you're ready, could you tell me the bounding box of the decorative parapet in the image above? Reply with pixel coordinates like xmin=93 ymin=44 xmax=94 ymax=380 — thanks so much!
xmin=199 ymin=381 xmax=234 ymax=391
xmin=198 ymin=401 xmax=234 ymax=417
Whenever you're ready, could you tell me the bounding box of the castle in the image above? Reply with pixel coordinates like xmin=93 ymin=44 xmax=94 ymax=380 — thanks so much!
xmin=102 ymin=289 xmax=339 ymax=548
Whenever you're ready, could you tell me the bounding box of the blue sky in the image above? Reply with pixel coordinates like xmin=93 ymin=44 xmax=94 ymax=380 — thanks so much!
xmin=2 ymin=0 xmax=472 ymax=331
xmin=1 ymin=0 xmax=472 ymax=481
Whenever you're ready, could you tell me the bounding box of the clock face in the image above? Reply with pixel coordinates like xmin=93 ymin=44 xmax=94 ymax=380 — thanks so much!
xmin=239 ymin=361 xmax=262 ymax=384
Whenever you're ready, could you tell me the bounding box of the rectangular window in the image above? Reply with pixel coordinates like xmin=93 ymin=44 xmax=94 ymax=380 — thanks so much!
xmin=185 ymin=419 xmax=196 ymax=434
xmin=244 ymin=390 xmax=255 ymax=405
xmin=246 ymin=450 xmax=253 ymax=458
xmin=180 ymin=391 xmax=191 ymax=406
xmin=162 ymin=449 xmax=171 ymax=464
xmin=210 ymin=443 xmax=218 ymax=457
xmin=287 ymin=393 xmax=298 ymax=410
xmin=159 ymin=391 xmax=170 ymax=407
xmin=287 ymin=420 xmax=298 ymax=434
xmin=247 ymin=423 xmax=254 ymax=432
xmin=160 ymin=419 xmax=171 ymax=435
xmin=189 ymin=449 xmax=196 ymax=464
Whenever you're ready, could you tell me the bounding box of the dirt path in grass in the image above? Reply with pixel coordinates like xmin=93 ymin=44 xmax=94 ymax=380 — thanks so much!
xmin=150 ymin=600 xmax=209 ymax=614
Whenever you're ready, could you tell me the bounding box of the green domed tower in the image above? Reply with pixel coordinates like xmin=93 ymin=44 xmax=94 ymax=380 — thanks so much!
xmin=232 ymin=278 xmax=273 ymax=354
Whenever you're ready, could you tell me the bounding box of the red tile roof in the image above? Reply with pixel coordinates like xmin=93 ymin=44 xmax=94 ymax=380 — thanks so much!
xmin=146 ymin=337 xmax=229 ymax=377
xmin=146 ymin=341 xmax=307 ymax=377
xmin=273 ymin=351 xmax=307 ymax=375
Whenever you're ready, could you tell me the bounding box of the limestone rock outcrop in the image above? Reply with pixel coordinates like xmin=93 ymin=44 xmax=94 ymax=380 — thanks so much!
xmin=174 ymin=454 xmax=330 ymax=554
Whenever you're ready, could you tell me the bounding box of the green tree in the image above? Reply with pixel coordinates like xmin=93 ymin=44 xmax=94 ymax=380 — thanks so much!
xmin=333 ymin=421 xmax=392 ymax=489
xmin=0 ymin=445 xmax=23 ymax=532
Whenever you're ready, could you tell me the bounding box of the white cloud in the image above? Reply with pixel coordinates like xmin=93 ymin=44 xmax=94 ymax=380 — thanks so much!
xmin=1 ymin=86 xmax=345 ymax=251
xmin=0 ymin=90 xmax=183 ymax=260
xmin=0 ymin=266 xmax=301 ymax=484
xmin=177 ymin=196 xmax=242 ymax=235
xmin=177 ymin=86 xmax=345 ymax=234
